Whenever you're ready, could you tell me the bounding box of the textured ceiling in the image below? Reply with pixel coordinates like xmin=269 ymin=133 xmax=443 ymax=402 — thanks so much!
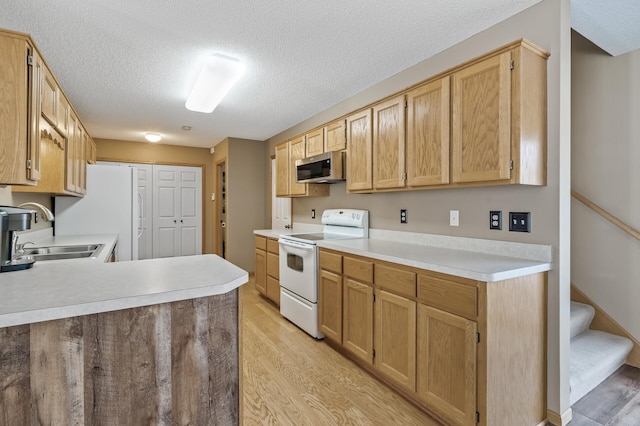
xmin=1 ymin=1 xmax=629 ymax=149
xmin=571 ymin=0 xmax=640 ymax=56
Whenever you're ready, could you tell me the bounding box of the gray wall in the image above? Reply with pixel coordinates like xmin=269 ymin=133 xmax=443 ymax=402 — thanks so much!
xmin=264 ymin=0 xmax=572 ymax=416
xmin=226 ymin=138 xmax=266 ymax=271
xmin=572 ymin=32 xmax=640 ymax=339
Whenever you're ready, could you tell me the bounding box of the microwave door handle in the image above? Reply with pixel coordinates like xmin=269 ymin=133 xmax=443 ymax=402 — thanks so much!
xmin=278 ymin=240 xmax=314 ymax=250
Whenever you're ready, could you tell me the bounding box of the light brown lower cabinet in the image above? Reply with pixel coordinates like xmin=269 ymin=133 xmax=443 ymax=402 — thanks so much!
xmin=318 ymin=248 xmax=546 ymax=426
xmin=417 ymin=304 xmax=476 ymax=425
xmin=254 ymin=235 xmax=280 ymax=305
xmin=342 ymin=278 xmax=374 ymax=365
xmin=374 ymin=289 xmax=416 ymax=392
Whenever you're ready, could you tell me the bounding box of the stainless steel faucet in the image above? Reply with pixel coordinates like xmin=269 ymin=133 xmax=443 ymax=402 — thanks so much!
xmin=17 ymin=202 xmax=54 ymax=223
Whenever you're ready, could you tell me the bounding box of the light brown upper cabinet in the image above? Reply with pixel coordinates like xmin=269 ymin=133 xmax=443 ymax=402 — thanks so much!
xmin=305 ymin=128 xmax=324 ymax=157
xmin=346 ymin=109 xmax=373 ymax=192
xmin=325 ymin=119 xmax=346 ymax=152
xmin=275 ymin=141 xmax=290 ymax=197
xmin=0 ymin=31 xmax=42 ymax=185
xmin=452 ymin=42 xmax=548 ymax=185
xmin=406 ymin=77 xmax=450 ymax=187
xmin=373 ymin=95 xmax=406 ymax=190
xmin=289 ymin=136 xmax=308 ymax=196
xmin=275 ymin=138 xmax=329 ymax=198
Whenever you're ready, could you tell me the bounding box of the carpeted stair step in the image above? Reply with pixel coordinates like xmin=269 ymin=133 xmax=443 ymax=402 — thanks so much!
xmin=570 ymin=301 xmax=595 ymax=339
xmin=570 ymin=329 xmax=633 ymax=405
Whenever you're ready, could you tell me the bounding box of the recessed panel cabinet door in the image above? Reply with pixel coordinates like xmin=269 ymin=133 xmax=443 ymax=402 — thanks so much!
xmin=407 ymin=77 xmax=450 ymax=187
xmin=374 ymin=290 xmax=416 ymax=392
xmin=319 ymin=269 xmax=343 ymax=343
xmin=342 ymin=278 xmax=373 ymax=365
xmin=325 ymin=119 xmax=346 ymax=152
xmin=452 ymin=51 xmax=512 ymax=183
xmin=305 ymin=128 xmax=324 ymax=157
xmin=275 ymin=142 xmax=290 ymax=197
xmin=289 ymin=136 xmax=307 ymax=196
xmin=417 ymin=304 xmax=477 ymax=426
xmin=373 ymin=95 xmax=406 ymax=190
xmin=254 ymin=247 xmax=267 ymax=295
xmin=346 ymin=109 xmax=373 ymax=192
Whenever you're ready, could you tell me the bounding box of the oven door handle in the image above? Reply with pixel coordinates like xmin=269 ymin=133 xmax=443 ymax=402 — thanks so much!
xmin=278 ymin=239 xmax=315 ymax=251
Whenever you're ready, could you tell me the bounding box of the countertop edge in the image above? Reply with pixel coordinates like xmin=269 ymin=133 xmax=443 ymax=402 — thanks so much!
xmin=317 ymin=240 xmax=552 ymax=282
xmin=0 ymin=272 xmax=248 ymax=328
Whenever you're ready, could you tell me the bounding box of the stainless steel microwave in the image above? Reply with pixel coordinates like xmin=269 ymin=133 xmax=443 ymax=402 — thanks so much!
xmin=295 ymin=151 xmax=345 ymax=184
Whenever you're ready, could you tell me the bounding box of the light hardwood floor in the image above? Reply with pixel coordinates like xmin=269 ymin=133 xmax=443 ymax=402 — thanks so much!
xmin=242 ymin=278 xmax=441 ymax=425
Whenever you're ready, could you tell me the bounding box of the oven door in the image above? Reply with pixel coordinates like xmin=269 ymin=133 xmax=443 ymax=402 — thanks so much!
xmin=278 ymin=238 xmax=317 ymax=303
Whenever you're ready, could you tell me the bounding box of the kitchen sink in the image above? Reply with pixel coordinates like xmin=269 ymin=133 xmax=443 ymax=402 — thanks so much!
xmin=22 ymin=244 xmax=102 ymax=255
xmin=17 ymin=244 xmax=104 ymax=262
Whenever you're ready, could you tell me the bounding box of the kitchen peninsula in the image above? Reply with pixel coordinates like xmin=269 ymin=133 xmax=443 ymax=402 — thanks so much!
xmin=0 ymin=254 xmax=247 ymax=425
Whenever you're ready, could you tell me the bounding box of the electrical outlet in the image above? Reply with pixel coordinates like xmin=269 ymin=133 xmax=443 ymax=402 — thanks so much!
xmin=449 ymin=210 xmax=459 ymax=227
xmin=311 ymin=209 xmax=316 ymax=219
xmin=490 ymin=211 xmax=502 ymax=230
xmin=400 ymin=209 xmax=407 ymax=224
xmin=509 ymin=212 xmax=531 ymax=232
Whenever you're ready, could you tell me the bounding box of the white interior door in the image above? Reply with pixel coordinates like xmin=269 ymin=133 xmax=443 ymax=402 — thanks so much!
xmin=272 ymin=158 xmax=292 ymax=230
xmin=153 ymin=165 xmax=202 ymax=258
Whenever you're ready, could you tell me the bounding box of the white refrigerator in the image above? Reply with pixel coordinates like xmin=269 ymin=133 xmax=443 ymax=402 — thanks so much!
xmin=55 ymin=164 xmax=140 ymax=261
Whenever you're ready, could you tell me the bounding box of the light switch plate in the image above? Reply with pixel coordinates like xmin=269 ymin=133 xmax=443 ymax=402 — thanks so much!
xmin=509 ymin=212 xmax=531 ymax=232
xmin=450 ymin=210 xmax=459 ymax=227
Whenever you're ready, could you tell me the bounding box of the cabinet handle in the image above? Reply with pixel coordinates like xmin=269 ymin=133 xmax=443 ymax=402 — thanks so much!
xmin=173 ymin=220 xmax=177 ymax=223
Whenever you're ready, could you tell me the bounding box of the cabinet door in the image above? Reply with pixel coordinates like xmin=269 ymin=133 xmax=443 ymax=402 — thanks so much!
xmin=254 ymin=248 xmax=267 ymax=295
xmin=343 ymin=278 xmax=373 ymax=365
xmin=41 ymin=66 xmax=57 ymax=126
xmin=78 ymin=129 xmax=87 ymax=194
xmin=407 ymin=77 xmax=450 ymax=186
xmin=374 ymin=290 xmax=416 ymax=391
xmin=266 ymin=276 xmax=280 ymax=305
xmin=65 ymin=112 xmax=78 ymax=193
xmin=452 ymin=51 xmax=512 ymax=183
xmin=56 ymin=94 xmax=70 ymax=137
xmin=27 ymin=46 xmax=42 ymax=182
xmin=275 ymin=142 xmax=289 ymax=197
xmin=417 ymin=305 xmax=476 ymax=426
xmin=289 ymin=136 xmax=307 ymax=196
xmin=325 ymin=119 xmax=346 ymax=152
xmin=319 ymin=269 xmax=343 ymax=343
xmin=305 ymin=128 xmax=324 ymax=157
xmin=373 ymin=95 xmax=406 ymax=189
xmin=346 ymin=109 xmax=372 ymax=191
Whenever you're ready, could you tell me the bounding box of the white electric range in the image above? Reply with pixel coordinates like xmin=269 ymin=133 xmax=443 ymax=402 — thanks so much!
xmin=278 ymin=209 xmax=369 ymax=339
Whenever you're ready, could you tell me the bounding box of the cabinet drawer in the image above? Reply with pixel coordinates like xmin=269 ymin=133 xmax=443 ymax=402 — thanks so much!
xmin=320 ymin=250 xmax=342 ymax=274
xmin=267 ymin=238 xmax=279 ymax=254
xmin=267 ymin=252 xmax=279 ymax=279
xmin=375 ymin=264 xmax=416 ymax=298
xmin=418 ymin=275 xmax=477 ymax=320
xmin=344 ymin=256 xmax=373 ymax=284
xmin=254 ymin=235 xmax=267 ymax=250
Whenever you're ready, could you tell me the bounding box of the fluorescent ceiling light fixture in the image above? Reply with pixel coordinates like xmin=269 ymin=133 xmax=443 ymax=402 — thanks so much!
xmin=144 ymin=132 xmax=162 ymax=142
xmin=185 ymin=54 xmax=245 ymax=113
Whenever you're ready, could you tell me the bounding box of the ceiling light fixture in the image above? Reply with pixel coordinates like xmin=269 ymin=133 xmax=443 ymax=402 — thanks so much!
xmin=144 ymin=132 xmax=162 ymax=143
xmin=185 ymin=54 xmax=245 ymax=113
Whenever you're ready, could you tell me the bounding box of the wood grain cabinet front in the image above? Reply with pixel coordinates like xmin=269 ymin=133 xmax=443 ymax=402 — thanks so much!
xmin=254 ymin=236 xmax=280 ymax=305
xmin=274 ymin=139 xmax=329 ymax=198
xmin=317 ymin=247 xmax=547 ymax=426
xmin=254 ymin=245 xmax=267 ymax=296
xmin=346 ymin=109 xmax=373 ymax=192
xmin=0 ymin=32 xmax=41 ymax=186
xmin=305 ymin=128 xmax=324 ymax=157
xmin=373 ymin=95 xmax=406 ymax=190
xmin=452 ymin=43 xmax=548 ymax=186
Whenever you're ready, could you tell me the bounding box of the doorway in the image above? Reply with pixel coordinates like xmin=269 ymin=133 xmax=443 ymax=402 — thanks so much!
xmin=216 ymin=160 xmax=227 ymax=259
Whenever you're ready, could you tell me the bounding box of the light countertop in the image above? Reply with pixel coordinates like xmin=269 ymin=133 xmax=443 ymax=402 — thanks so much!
xmin=0 ymin=254 xmax=248 ymax=328
xmin=317 ymin=238 xmax=552 ymax=282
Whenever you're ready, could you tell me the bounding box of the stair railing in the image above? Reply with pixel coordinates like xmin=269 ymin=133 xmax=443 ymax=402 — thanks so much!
xmin=572 ymin=190 xmax=640 ymax=241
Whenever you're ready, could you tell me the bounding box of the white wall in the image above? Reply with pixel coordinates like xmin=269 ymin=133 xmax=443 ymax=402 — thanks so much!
xmin=572 ymin=31 xmax=640 ymax=339
xmin=264 ymin=0 xmax=572 ymax=416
